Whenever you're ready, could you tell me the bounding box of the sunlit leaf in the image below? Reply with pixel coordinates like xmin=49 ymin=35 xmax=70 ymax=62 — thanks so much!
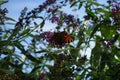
xmin=0 ymin=0 xmax=8 ymax=5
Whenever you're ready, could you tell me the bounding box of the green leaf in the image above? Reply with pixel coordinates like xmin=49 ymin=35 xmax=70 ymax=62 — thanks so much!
xmin=30 ymin=66 xmax=41 ymax=73
xmin=86 ymin=9 xmax=97 ymax=19
xmin=90 ymin=41 xmax=101 ymax=67
xmin=0 ymin=69 xmax=14 ymax=74
xmin=87 ymin=0 xmax=101 ymax=6
xmin=26 ymin=54 xmax=40 ymax=63
xmin=6 ymin=22 xmax=16 ymax=25
xmin=3 ymin=33 xmax=8 ymax=39
xmin=89 ymin=24 xmax=101 ymax=39
xmin=35 ymin=50 xmax=47 ymax=53
xmin=91 ymin=1 xmax=101 ymax=6
xmin=18 ymin=29 xmax=30 ymax=37
xmin=96 ymin=8 xmax=107 ymax=13
xmin=100 ymin=24 xmax=116 ymax=39
xmin=14 ymin=40 xmax=24 ymax=50
xmin=98 ymin=54 xmax=106 ymax=71
xmin=70 ymin=1 xmax=78 ymax=7
xmin=104 ymin=11 xmax=111 ymax=19
xmin=5 ymin=17 xmax=17 ymax=22
xmin=96 ymin=8 xmax=110 ymax=19
xmin=0 ymin=0 xmax=8 ymax=5
xmin=40 ymin=20 xmax=45 ymax=28
xmin=78 ymin=2 xmax=84 ymax=9
xmin=14 ymin=41 xmax=40 ymax=63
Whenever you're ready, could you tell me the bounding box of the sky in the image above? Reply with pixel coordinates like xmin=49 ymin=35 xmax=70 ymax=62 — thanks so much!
xmin=2 ymin=0 xmax=45 ymax=20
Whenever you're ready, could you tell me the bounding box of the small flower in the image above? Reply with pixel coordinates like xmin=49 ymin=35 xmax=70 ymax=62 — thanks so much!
xmin=111 ymin=2 xmax=120 ymax=14
xmin=38 ymin=0 xmax=56 ymax=11
xmin=112 ymin=8 xmax=116 ymax=12
xmin=111 ymin=2 xmax=120 ymax=28
xmin=65 ymin=14 xmax=74 ymax=24
xmin=39 ymin=31 xmax=54 ymax=42
xmin=105 ymin=40 xmax=114 ymax=45
xmin=0 ymin=8 xmax=8 ymax=24
xmin=37 ymin=71 xmax=47 ymax=80
xmin=104 ymin=35 xmax=119 ymax=47
xmin=51 ymin=15 xmax=59 ymax=23
xmin=44 ymin=31 xmax=54 ymax=42
xmin=69 ymin=0 xmax=76 ymax=3
xmin=48 ymin=8 xmax=53 ymax=13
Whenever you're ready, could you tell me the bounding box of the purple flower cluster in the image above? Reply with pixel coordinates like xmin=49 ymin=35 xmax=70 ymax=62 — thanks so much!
xmin=104 ymin=35 xmax=119 ymax=47
xmin=64 ymin=14 xmax=79 ymax=31
xmin=65 ymin=14 xmax=74 ymax=24
xmin=51 ymin=15 xmax=59 ymax=23
xmin=39 ymin=0 xmax=56 ymax=11
xmin=47 ymin=7 xmax=79 ymax=30
xmin=13 ymin=0 xmax=57 ymax=31
xmin=0 ymin=8 xmax=8 ymax=24
xmin=111 ymin=2 xmax=120 ymax=13
xmin=105 ymin=40 xmax=114 ymax=46
xmin=37 ymin=71 xmax=47 ymax=80
xmin=39 ymin=31 xmax=54 ymax=42
xmin=111 ymin=2 xmax=120 ymax=28
xmin=47 ymin=8 xmax=60 ymax=23
xmin=44 ymin=31 xmax=54 ymax=42
xmin=48 ymin=8 xmax=53 ymax=13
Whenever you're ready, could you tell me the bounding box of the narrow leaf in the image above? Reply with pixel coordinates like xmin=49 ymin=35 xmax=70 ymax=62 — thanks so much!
xmin=18 ymin=29 xmax=30 ymax=37
xmin=89 ymin=24 xmax=101 ymax=39
xmin=70 ymin=1 xmax=77 ymax=7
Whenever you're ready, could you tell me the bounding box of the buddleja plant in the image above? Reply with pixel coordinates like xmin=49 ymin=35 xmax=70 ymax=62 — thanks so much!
xmin=0 ymin=0 xmax=120 ymax=80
